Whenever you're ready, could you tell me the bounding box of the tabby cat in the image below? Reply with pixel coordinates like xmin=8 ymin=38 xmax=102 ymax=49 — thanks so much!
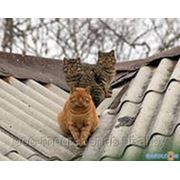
xmin=95 ymin=50 xmax=116 ymax=97
xmin=63 ymin=50 xmax=116 ymax=106
xmin=57 ymin=87 xmax=99 ymax=146
xmin=63 ymin=57 xmax=82 ymax=88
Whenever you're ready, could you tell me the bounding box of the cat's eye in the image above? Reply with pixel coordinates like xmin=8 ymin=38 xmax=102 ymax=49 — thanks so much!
xmin=85 ymin=97 xmax=90 ymax=102
xmin=70 ymin=97 xmax=76 ymax=102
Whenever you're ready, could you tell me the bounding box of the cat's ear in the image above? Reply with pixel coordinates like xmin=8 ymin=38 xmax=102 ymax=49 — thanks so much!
xmin=63 ymin=58 xmax=68 ymax=65
xmin=98 ymin=51 xmax=104 ymax=58
xmin=77 ymin=57 xmax=81 ymax=63
xmin=109 ymin=50 xmax=115 ymax=57
xmin=85 ymin=86 xmax=91 ymax=94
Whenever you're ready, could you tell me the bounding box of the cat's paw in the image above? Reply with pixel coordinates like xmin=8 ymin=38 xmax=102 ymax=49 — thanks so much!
xmin=105 ymin=89 xmax=113 ymax=98
xmin=77 ymin=144 xmax=86 ymax=148
xmin=77 ymin=140 xmax=87 ymax=148
xmin=105 ymin=94 xmax=112 ymax=98
xmin=105 ymin=92 xmax=112 ymax=98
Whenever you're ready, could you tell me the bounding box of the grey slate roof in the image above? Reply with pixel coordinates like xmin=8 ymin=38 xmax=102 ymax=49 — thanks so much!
xmin=0 ymin=49 xmax=180 ymax=161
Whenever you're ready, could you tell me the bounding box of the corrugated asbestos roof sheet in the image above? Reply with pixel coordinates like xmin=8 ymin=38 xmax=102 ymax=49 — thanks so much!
xmin=0 ymin=47 xmax=180 ymax=161
xmin=0 ymin=77 xmax=83 ymax=161
xmin=0 ymin=76 xmax=122 ymax=160
xmin=0 ymin=51 xmax=122 ymax=161
xmin=81 ymin=58 xmax=180 ymax=160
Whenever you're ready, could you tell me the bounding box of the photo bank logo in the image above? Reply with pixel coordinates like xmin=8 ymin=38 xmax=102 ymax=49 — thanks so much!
xmin=145 ymin=151 xmax=180 ymax=161
xmin=167 ymin=151 xmax=175 ymax=161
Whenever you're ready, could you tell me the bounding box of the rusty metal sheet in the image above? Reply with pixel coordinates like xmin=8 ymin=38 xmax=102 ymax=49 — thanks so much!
xmin=0 ymin=46 xmax=180 ymax=91
xmin=0 ymin=51 xmax=69 ymax=91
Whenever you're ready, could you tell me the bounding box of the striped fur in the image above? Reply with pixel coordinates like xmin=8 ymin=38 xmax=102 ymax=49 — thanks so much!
xmin=63 ymin=50 xmax=116 ymax=106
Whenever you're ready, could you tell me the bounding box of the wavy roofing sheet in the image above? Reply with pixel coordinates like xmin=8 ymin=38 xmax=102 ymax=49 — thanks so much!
xmin=81 ymin=58 xmax=180 ymax=160
xmin=0 ymin=50 xmax=180 ymax=161
xmin=0 ymin=77 xmax=120 ymax=160
xmin=0 ymin=78 xmax=82 ymax=160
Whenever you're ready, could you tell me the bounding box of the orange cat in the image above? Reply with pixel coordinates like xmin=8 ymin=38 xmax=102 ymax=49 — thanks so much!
xmin=57 ymin=87 xmax=99 ymax=146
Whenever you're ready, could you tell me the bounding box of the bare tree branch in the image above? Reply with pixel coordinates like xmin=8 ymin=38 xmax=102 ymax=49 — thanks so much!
xmin=0 ymin=18 xmax=180 ymax=62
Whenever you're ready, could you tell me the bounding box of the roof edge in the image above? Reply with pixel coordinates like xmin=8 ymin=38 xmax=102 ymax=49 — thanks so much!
xmin=0 ymin=46 xmax=180 ymax=90
xmin=116 ymin=46 xmax=180 ymax=71
xmin=0 ymin=51 xmax=69 ymax=91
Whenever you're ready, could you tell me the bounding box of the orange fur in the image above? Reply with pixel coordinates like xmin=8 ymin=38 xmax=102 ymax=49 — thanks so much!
xmin=57 ymin=87 xmax=99 ymax=146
